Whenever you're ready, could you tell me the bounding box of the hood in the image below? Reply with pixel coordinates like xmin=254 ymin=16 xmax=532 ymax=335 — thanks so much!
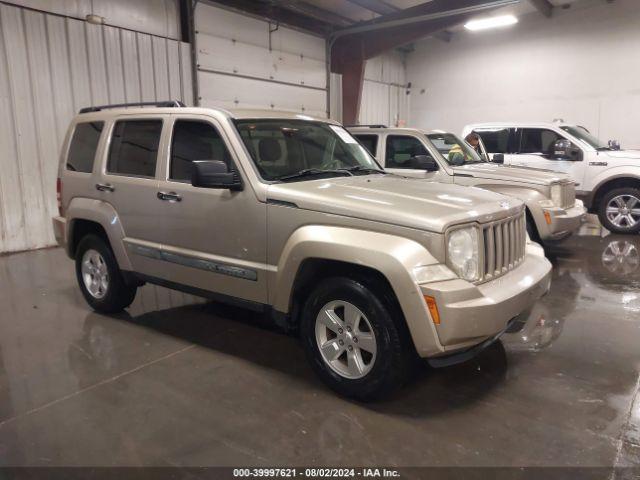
xmin=452 ymin=163 xmax=570 ymax=186
xmin=267 ymin=174 xmax=523 ymax=234
xmin=602 ymin=149 xmax=640 ymax=161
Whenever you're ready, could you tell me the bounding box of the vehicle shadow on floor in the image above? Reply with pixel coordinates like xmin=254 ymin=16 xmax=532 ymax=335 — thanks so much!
xmin=91 ymin=299 xmax=508 ymax=416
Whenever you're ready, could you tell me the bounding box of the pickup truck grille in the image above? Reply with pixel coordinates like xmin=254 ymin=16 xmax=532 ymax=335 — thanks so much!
xmin=560 ymin=182 xmax=576 ymax=209
xmin=480 ymin=212 xmax=527 ymax=282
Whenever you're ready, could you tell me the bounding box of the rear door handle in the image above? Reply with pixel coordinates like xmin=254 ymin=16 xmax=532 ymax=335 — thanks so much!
xmin=157 ymin=191 xmax=182 ymax=202
xmin=95 ymin=183 xmax=115 ymax=192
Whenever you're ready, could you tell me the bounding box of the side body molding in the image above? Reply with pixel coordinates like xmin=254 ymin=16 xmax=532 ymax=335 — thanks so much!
xmin=271 ymin=225 xmax=444 ymax=357
xmin=65 ymin=198 xmax=132 ymax=271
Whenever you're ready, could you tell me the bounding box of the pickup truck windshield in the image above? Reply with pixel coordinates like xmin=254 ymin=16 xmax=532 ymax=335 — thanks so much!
xmin=235 ymin=119 xmax=382 ymax=182
xmin=560 ymin=126 xmax=609 ymax=150
xmin=427 ymin=132 xmax=484 ymax=165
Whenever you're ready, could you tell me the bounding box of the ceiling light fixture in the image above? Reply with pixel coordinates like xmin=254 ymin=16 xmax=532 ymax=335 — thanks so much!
xmin=464 ymin=14 xmax=518 ymax=31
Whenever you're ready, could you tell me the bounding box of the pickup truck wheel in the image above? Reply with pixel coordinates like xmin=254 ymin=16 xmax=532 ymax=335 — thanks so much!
xmin=598 ymin=188 xmax=640 ymax=234
xmin=300 ymin=277 xmax=412 ymax=401
xmin=75 ymin=235 xmax=137 ymax=313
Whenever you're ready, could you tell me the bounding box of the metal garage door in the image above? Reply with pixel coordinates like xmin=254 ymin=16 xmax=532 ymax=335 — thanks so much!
xmin=195 ymin=3 xmax=328 ymax=118
xmin=360 ymin=52 xmax=409 ymax=127
xmin=0 ymin=3 xmax=192 ymax=254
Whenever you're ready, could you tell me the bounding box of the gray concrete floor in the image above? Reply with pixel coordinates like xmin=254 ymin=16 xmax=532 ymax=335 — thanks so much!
xmin=0 ymin=217 xmax=639 ymax=467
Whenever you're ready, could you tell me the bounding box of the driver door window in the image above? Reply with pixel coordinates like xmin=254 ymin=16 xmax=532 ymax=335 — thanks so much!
xmin=385 ymin=135 xmax=430 ymax=169
xmin=519 ymin=128 xmax=563 ymax=156
xmin=170 ymin=120 xmax=234 ymax=182
xmin=384 ymin=135 xmax=445 ymax=181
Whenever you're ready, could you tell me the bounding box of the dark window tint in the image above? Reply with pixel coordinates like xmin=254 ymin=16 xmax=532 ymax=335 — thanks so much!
xmin=354 ymin=134 xmax=378 ymax=156
xmin=520 ymin=128 xmax=563 ymax=155
xmin=385 ymin=135 xmax=432 ymax=169
xmin=475 ymin=128 xmax=511 ymax=153
xmin=107 ymin=120 xmax=162 ymax=177
xmin=170 ymin=121 xmax=233 ymax=181
xmin=66 ymin=122 xmax=103 ymax=173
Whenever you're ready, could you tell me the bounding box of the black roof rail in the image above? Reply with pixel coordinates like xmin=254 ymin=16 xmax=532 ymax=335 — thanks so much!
xmin=78 ymin=100 xmax=186 ymax=114
xmin=344 ymin=124 xmax=387 ymax=128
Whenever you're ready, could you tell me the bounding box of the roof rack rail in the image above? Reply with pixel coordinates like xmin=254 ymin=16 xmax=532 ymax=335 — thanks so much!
xmin=79 ymin=100 xmax=186 ymax=114
xmin=344 ymin=124 xmax=387 ymax=128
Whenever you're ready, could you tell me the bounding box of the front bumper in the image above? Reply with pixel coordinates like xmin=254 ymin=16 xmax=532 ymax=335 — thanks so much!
xmin=538 ymin=200 xmax=587 ymax=241
xmin=52 ymin=216 xmax=67 ymax=248
xmin=420 ymin=243 xmax=552 ymax=356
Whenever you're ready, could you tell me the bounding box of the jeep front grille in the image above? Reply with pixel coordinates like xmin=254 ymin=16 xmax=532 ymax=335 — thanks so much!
xmin=480 ymin=212 xmax=527 ymax=282
xmin=560 ymin=182 xmax=575 ymax=209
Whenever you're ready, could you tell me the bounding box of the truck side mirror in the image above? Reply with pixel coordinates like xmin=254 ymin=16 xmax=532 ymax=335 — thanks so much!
xmin=492 ymin=153 xmax=504 ymax=164
xmin=552 ymin=139 xmax=583 ymax=162
xmin=192 ymin=160 xmax=242 ymax=190
xmin=411 ymin=155 xmax=439 ymax=172
xmin=608 ymin=139 xmax=621 ymax=150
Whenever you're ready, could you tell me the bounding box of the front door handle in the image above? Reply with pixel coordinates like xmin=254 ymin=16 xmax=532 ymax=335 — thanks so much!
xmin=96 ymin=183 xmax=115 ymax=192
xmin=157 ymin=191 xmax=182 ymax=202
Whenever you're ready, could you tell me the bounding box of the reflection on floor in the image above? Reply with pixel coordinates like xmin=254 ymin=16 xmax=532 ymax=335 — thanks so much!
xmin=0 ymin=215 xmax=638 ymax=467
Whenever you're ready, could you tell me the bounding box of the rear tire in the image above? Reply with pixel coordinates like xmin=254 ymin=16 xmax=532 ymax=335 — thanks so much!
xmin=300 ymin=276 xmax=412 ymax=401
xmin=598 ymin=187 xmax=640 ymax=234
xmin=75 ymin=235 xmax=137 ymax=313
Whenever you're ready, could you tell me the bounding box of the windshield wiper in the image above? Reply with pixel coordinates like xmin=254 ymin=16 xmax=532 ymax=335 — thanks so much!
xmin=278 ymin=168 xmax=353 ymax=182
xmin=339 ymin=165 xmax=386 ymax=174
xmin=596 ymin=146 xmax=613 ymax=151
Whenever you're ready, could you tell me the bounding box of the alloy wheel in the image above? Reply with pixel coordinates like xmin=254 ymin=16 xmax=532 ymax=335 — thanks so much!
xmin=81 ymin=249 xmax=109 ymax=299
xmin=606 ymin=194 xmax=640 ymax=229
xmin=315 ymin=300 xmax=377 ymax=379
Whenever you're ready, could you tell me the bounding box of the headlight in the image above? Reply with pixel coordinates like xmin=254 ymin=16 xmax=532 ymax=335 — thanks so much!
xmin=550 ymin=184 xmax=562 ymax=207
xmin=447 ymin=227 xmax=480 ymax=281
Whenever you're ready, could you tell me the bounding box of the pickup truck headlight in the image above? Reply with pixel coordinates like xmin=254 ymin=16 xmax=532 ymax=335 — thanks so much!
xmin=447 ymin=227 xmax=480 ymax=282
xmin=550 ymin=184 xmax=562 ymax=207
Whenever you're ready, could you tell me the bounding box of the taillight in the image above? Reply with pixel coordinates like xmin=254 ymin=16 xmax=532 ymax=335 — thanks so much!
xmin=56 ymin=178 xmax=64 ymax=216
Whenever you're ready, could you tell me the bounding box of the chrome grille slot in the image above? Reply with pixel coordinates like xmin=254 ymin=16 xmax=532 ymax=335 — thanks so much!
xmin=480 ymin=211 xmax=526 ymax=282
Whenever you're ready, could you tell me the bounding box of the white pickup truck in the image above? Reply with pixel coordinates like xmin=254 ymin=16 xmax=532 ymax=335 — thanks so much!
xmin=463 ymin=122 xmax=640 ymax=234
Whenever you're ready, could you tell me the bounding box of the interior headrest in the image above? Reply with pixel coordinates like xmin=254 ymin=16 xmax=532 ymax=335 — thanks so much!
xmin=259 ymin=138 xmax=282 ymax=163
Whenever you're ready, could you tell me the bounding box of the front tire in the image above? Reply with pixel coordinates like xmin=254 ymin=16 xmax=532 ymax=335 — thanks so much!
xmin=300 ymin=276 xmax=412 ymax=401
xmin=598 ymin=188 xmax=640 ymax=234
xmin=75 ymin=235 xmax=137 ymax=313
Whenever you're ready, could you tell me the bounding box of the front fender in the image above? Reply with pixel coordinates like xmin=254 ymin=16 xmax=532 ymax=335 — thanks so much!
xmin=65 ymin=197 xmax=132 ymax=271
xmin=589 ymin=167 xmax=640 ymax=194
xmin=272 ymin=225 xmax=445 ymax=356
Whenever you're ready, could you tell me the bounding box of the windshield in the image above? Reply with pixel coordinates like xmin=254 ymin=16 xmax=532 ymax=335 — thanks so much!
xmin=427 ymin=132 xmax=484 ymax=165
xmin=560 ymin=126 xmax=609 ymax=150
xmin=235 ymin=119 xmax=381 ymax=181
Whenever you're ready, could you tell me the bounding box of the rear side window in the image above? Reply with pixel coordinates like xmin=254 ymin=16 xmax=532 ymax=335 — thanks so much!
xmin=107 ymin=120 xmax=162 ymax=178
xmin=385 ymin=135 xmax=431 ymax=169
xmin=170 ymin=120 xmax=233 ymax=182
xmin=475 ymin=128 xmax=511 ymax=153
xmin=520 ymin=128 xmax=563 ymax=155
xmin=354 ymin=134 xmax=378 ymax=156
xmin=66 ymin=122 xmax=104 ymax=173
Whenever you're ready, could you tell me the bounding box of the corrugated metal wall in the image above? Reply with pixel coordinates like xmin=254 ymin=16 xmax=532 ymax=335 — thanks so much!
xmin=0 ymin=2 xmax=193 ymax=254
xmin=359 ymin=51 xmax=410 ymax=127
xmin=6 ymin=0 xmax=181 ymax=39
xmin=195 ymin=3 xmax=328 ymax=118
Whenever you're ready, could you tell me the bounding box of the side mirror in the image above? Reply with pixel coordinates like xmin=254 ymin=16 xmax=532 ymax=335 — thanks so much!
xmin=411 ymin=155 xmax=439 ymax=172
xmin=492 ymin=153 xmax=505 ymax=164
xmin=552 ymin=139 xmax=583 ymax=161
xmin=191 ymin=160 xmax=242 ymax=190
xmin=608 ymin=139 xmax=621 ymax=151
